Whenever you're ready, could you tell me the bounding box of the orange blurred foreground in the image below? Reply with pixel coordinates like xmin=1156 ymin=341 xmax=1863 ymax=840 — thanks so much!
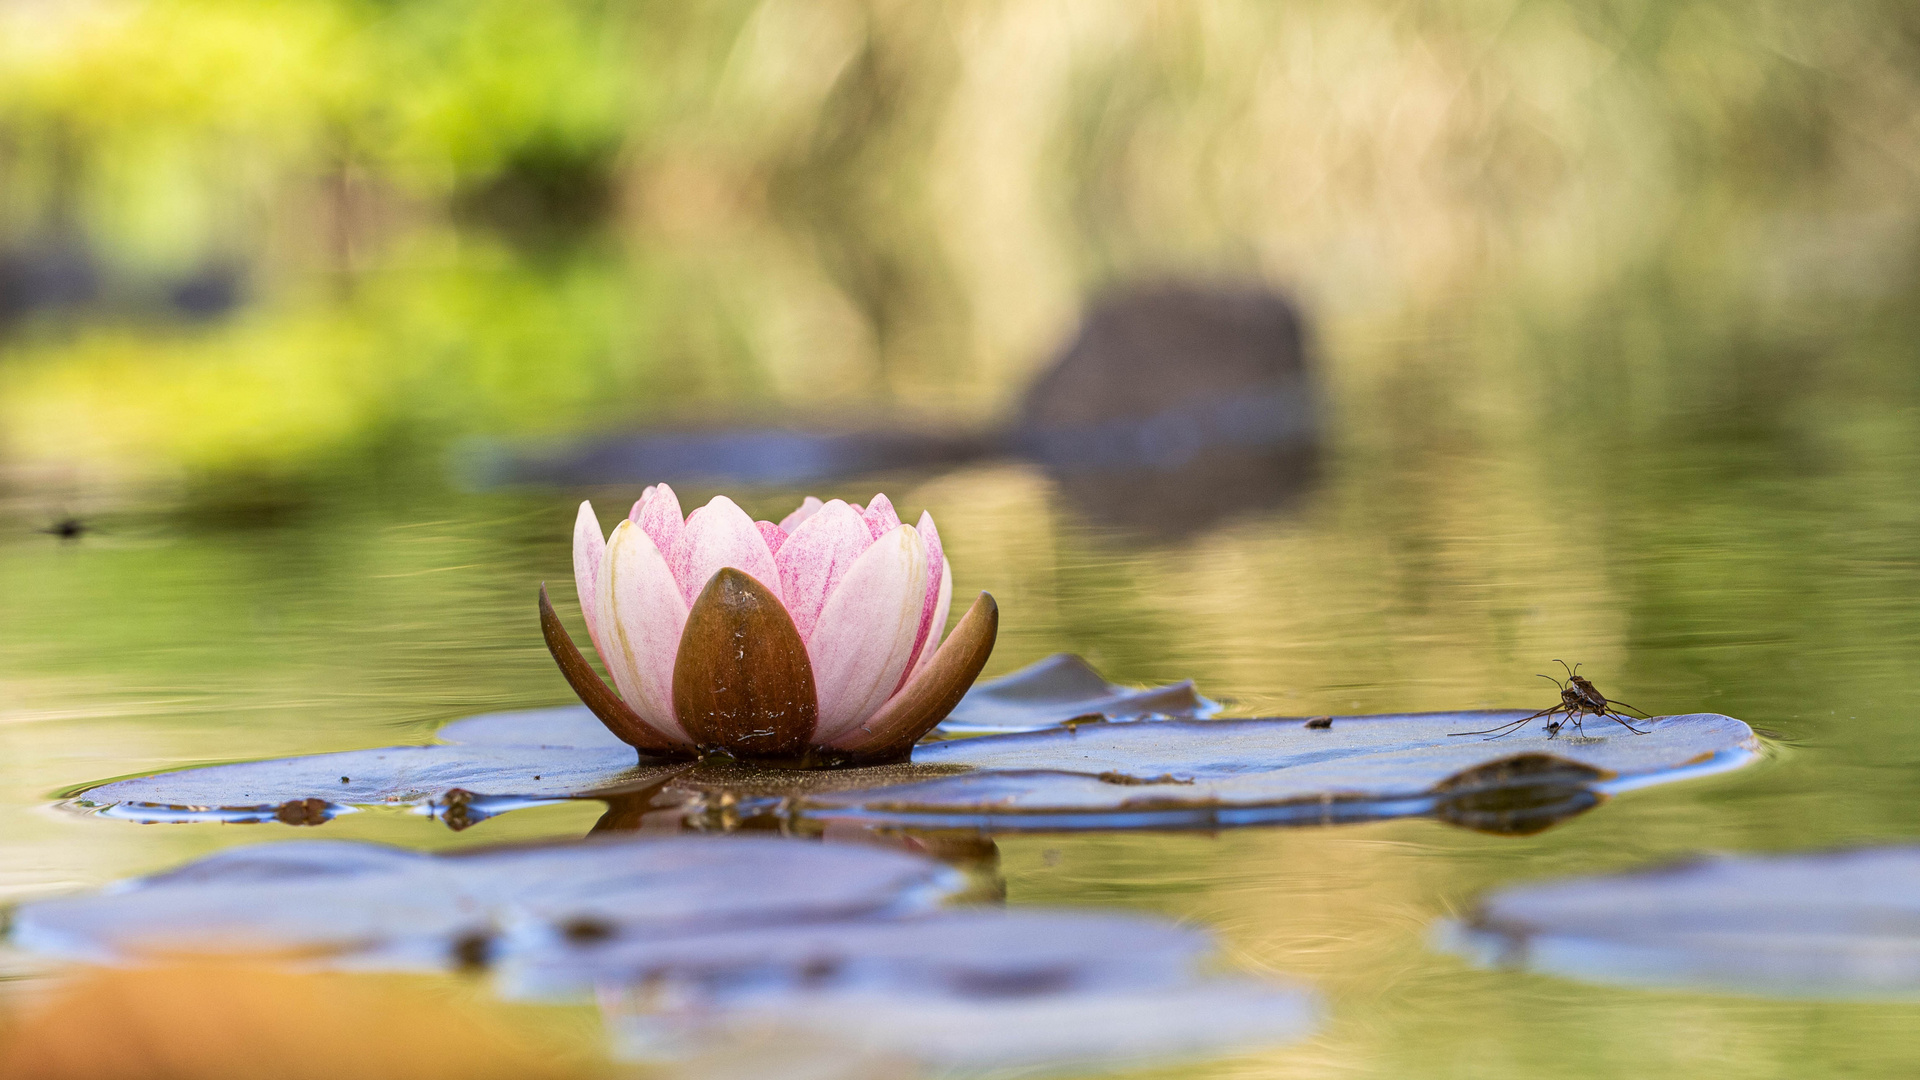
xmin=0 ymin=963 xmax=612 ymax=1080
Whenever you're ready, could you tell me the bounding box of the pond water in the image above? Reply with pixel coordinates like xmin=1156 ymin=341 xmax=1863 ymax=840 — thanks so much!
xmin=6 ymin=334 xmax=1920 ymax=1077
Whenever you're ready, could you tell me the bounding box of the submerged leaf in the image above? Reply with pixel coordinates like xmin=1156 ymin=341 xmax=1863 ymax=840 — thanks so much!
xmin=1443 ymin=846 xmax=1920 ymax=998
xmin=936 ymin=653 xmax=1218 ymax=733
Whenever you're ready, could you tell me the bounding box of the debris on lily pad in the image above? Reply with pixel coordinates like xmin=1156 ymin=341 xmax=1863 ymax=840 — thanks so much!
xmin=935 ymin=653 xmax=1218 ymax=733
xmin=798 ymin=711 xmax=1760 ymax=832
xmin=1442 ymin=846 xmax=1920 ymax=998
xmin=9 ymin=836 xmax=962 ymax=968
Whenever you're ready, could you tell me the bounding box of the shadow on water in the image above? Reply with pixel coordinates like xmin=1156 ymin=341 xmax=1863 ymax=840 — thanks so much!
xmin=470 ymin=280 xmax=1320 ymax=541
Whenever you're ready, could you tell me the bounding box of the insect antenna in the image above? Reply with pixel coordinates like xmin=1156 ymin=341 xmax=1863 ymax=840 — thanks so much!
xmin=1537 ymin=673 xmax=1567 ymax=691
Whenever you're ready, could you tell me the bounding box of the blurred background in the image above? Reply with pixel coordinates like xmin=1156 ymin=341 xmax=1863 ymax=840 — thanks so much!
xmin=3 ymin=0 xmax=1917 ymax=492
xmin=8 ymin=4 xmax=1920 ymax=1078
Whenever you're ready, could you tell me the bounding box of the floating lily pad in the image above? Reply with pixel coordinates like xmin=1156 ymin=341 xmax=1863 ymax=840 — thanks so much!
xmin=65 ymin=693 xmax=1757 ymax=837
xmin=797 ymin=711 xmax=1760 ymax=832
xmin=936 ymin=653 xmax=1218 ymax=733
xmin=1442 ymin=846 xmax=1920 ymax=998
xmin=11 ymin=837 xmax=1316 ymax=1072
xmin=9 ymin=836 xmax=962 ymax=968
xmin=71 ymin=742 xmax=671 ymax=826
xmin=499 ymin=908 xmax=1212 ymax=1000
xmin=528 ymin=909 xmax=1313 ymax=1071
xmin=633 ymin=979 xmax=1313 ymax=1072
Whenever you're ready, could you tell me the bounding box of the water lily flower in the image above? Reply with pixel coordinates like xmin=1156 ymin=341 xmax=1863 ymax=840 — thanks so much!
xmin=540 ymin=484 xmax=997 ymax=764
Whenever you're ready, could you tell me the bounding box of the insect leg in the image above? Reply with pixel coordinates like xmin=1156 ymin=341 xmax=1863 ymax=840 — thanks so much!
xmin=1602 ymin=698 xmax=1654 ymax=718
xmin=1448 ymin=708 xmax=1551 ymax=739
xmin=1602 ymin=709 xmax=1649 ymax=735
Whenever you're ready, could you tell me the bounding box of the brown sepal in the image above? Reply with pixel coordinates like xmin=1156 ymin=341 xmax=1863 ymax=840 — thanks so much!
xmin=833 ymin=591 xmax=998 ymax=763
xmin=538 ymin=583 xmax=696 ymax=761
xmin=671 ymin=568 xmax=819 ymax=759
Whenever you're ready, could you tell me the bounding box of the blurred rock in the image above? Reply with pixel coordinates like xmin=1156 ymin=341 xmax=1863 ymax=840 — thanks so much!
xmin=466 ymin=280 xmax=1319 ymax=541
xmin=1018 ymin=282 xmax=1318 ymax=537
xmin=0 ymin=240 xmax=98 ymax=326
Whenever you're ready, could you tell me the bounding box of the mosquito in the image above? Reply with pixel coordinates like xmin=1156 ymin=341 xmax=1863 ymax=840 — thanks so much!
xmin=1449 ymin=661 xmax=1653 ymax=740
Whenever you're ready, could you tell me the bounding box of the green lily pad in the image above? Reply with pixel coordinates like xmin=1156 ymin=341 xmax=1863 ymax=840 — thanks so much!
xmin=1443 ymin=846 xmax=1920 ymax=998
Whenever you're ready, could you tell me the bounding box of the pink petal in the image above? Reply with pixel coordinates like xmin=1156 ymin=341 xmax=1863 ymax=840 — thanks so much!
xmin=807 ymin=523 xmax=930 ymax=743
xmin=668 ymin=495 xmax=784 ymax=605
xmin=861 ymin=493 xmax=901 ymax=540
xmin=756 ymin=519 xmax=787 ymax=555
xmin=778 ymin=496 xmax=825 ymax=533
xmin=632 ymin=482 xmax=685 ymax=555
xmin=894 ymin=511 xmax=947 ymax=690
xmin=908 ymin=557 xmax=953 ymax=682
xmin=774 ymin=500 xmax=873 ymax=641
xmin=573 ymin=501 xmax=608 ymax=659
xmin=601 ymin=520 xmax=692 ymax=741
xmin=626 ymin=484 xmax=657 ymax=523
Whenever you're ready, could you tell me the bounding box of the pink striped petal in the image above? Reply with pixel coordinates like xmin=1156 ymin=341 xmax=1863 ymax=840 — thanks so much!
xmin=756 ymin=519 xmax=788 ymax=555
xmin=668 ymin=495 xmax=784 ymax=605
xmin=908 ymin=557 xmax=953 ymax=682
xmin=573 ymin=501 xmax=608 ymax=659
xmin=895 ymin=511 xmax=947 ymax=689
xmin=601 ymin=520 xmax=692 ymax=741
xmin=807 ymin=523 xmax=930 ymax=742
xmin=774 ymin=500 xmax=873 ymax=641
xmin=632 ymin=483 xmax=685 ymax=555
xmin=778 ymin=496 xmax=824 ymax=533
xmin=861 ymin=493 xmax=901 ymax=540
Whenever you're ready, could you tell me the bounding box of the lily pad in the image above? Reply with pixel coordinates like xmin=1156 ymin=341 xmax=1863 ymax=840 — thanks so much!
xmin=1442 ymin=846 xmax=1920 ymax=998
xmin=64 ymin=695 xmax=1757 ymax=837
xmin=517 ymin=909 xmax=1313 ymax=1071
xmin=499 ymin=908 xmax=1213 ymax=1000
xmin=623 ymin=979 xmax=1313 ymax=1072
xmin=797 ymin=711 xmax=1760 ymax=832
xmin=935 ymin=653 xmax=1218 ymax=733
xmin=9 ymin=836 xmax=963 ymax=968
xmin=11 ymin=837 xmax=1317 ymax=1071
xmin=71 ymin=741 xmax=669 ymax=826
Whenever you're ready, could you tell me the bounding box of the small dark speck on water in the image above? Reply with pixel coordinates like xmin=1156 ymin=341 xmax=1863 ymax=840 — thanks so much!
xmin=1306 ymin=716 xmax=1333 ymax=730
xmin=39 ymin=518 xmax=90 ymax=541
xmin=340 ymin=776 xmax=350 ymax=783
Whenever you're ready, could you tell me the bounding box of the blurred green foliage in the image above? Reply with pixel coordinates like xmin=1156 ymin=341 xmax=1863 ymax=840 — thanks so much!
xmin=2 ymin=0 xmax=1919 ymax=482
